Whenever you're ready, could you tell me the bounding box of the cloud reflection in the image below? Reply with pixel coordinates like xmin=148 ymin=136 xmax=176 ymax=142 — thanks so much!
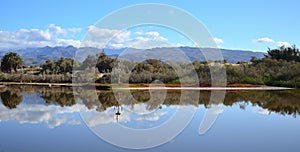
xmin=0 ymin=101 xmax=171 ymax=129
xmin=83 ymin=104 xmax=171 ymax=128
xmin=0 ymin=103 xmax=86 ymax=128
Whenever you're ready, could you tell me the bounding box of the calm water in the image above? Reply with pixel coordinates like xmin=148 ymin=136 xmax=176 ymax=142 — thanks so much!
xmin=0 ymin=86 xmax=300 ymax=152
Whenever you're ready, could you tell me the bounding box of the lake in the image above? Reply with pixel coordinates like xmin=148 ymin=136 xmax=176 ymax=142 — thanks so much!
xmin=0 ymin=85 xmax=300 ymax=152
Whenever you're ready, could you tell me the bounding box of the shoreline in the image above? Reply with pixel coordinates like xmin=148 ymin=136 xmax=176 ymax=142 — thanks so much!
xmin=0 ymin=82 xmax=293 ymax=90
xmin=113 ymin=86 xmax=292 ymax=91
xmin=0 ymin=82 xmax=76 ymax=87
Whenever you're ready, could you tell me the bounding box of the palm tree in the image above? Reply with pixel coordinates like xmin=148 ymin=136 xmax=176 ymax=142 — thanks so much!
xmin=0 ymin=52 xmax=23 ymax=73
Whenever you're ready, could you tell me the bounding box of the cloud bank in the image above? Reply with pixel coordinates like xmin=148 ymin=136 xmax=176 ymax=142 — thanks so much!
xmin=0 ymin=102 xmax=170 ymax=129
xmin=0 ymin=24 xmax=82 ymax=49
xmin=0 ymin=24 xmax=175 ymax=49
xmin=0 ymin=103 xmax=86 ymax=128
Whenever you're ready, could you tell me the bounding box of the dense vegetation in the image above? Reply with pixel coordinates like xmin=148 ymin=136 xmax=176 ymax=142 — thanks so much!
xmin=226 ymin=45 xmax=300 ymax=87
xmin=0 ymin=45 xmax=299 ymax=87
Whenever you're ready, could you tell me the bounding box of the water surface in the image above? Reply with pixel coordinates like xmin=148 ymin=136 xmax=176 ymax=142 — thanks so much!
xmin=0 ymin=86 xmax=299 ymax=152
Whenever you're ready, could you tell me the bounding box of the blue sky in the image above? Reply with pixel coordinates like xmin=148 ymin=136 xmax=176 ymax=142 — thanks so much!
xmin=0 ymin=0 xmax=299 ymax=52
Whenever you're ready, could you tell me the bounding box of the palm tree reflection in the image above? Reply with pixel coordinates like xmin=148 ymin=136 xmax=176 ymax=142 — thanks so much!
xmin=0 ymin=89 xmax=22 ymax=109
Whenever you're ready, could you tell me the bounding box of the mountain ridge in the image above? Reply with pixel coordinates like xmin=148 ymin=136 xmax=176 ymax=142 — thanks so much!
xmin=0 ymin=46 xmax=265 ymax=66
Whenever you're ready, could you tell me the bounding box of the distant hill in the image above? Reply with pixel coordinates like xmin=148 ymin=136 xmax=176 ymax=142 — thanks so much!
xmin=104 ymin=47 xmax=265 ymax=63
xmin=0 ymin=46 xmax=264 ymax=66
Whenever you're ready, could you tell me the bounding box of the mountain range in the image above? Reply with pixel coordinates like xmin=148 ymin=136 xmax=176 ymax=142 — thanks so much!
xmin=0 ymin=46 xmax=265 ymax=66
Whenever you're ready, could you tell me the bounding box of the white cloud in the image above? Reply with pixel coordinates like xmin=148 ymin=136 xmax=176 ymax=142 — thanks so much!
xmin=158 ymin=36 xmax=168 ymax=41
xmin=83 ymin=26 xmax=131 ymax=49
xmin=0 ymin=29 xmax=51 ymax=42
xmin=0 ymin=24 xmax=83 ymax=49
xmin=47 ymin=24 xmax=67 ymax=36
xmin=212 ymin=37 xmax=224 ymax=44
xmin=257 ymin=109 xmax=270 ymax=115
xmin=83 ymin=27 xmax=171 ymax=49
xmin=129 ymin=31 xmax=170 ymax=49
xmin=255 ymin=37 xmax=275 ymax=43
xmin=0 ymin=100 xmax=170 ymax=128
xmin=175 ymin=43 xmax=186 ymax=47
xmin=56 ymin=39 xmax=82 ymax=47
xmin=0 ymin=103 xmax=86 ymax=128
xmin=84 ymin=108 xmax=130 ymax=126
xmin=210 ymin=108 xmax=224 ymax=115
xmin=87 ymin=26 xmax=116 ymax=40
xmin=84 ymin=105 xmax=170 ymax=127
xmin=254 ymin=37 xmax=291 ymax=48
xmin=125 ymin=103 xmax=156 ymax=115
xmin=276 ymin=41 xmax=290 ymax=47
xmin=134 ymin=31 xmax=168 ymax=42
xmin=68 ymin=27 xmax=82 ymax=33
xmin=252 ymin=107 xmax=271 ymax=115
xmin=0 ymin=29 xmax=52 ymax=48
xmin=130 ymin=40 xmax=173 ymax=49
xmin=139 ymin=111 xmax=168 ymax=121
xmin=0 ymin=25 xmax=172 ymax=49
xmin=145 ymin=31 xmax=159 ymax=37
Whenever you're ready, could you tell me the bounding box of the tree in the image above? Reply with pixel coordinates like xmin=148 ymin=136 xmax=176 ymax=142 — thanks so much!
xmin=96 ymin=52 xmax=115 ymax=73
xmin=1 ymin=52 xmax=23 ymax=73
xmin=41 ymin=60 xmax=57 ymax=74
xmin=57 ymin=57 xmax=74 ymax=74
xmin=80 ymin=55 xmax=96 ymax=70
xmin=266 ymin=45 xmax=300 ymax=62
xmin=41 ymin=57 xmax=75 ymax=74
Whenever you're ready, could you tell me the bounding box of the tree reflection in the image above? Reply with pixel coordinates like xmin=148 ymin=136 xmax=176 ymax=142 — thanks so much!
xmin=0 ymin=90 xmax=23 ymax=109
xmin=224 ymin=90 xmax=300 ymax=117
xmin=41 ymin=92 xmax=76 ymax=107
xmin=79 ymin=89 xmax=300 ymax=117
xmin=0 ymin=86 xmax=77 ymax=108
xmin=2 ymin=85 xmax=300 ymax=118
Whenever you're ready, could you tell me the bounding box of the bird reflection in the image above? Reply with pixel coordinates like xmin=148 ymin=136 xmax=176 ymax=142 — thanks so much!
xmin=115 ymin=105 xmax=121 ymax=123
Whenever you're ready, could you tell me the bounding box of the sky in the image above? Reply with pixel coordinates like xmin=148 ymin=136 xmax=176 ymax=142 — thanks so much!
xmin=0 ymin=0 xmax=299 ymax=52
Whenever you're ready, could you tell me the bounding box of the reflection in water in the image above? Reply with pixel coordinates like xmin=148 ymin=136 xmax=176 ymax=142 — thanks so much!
xmin=79 ymin=89 xmax=300 ymax=118
xmin=41 ymin=91 xmax=76 ymax=107
xmin=0 ymin=89 xmax=22 ymax=109
xmin=0 ymin=102 xmax=84 ymax=128
xmin=0 ymin=86 xmax=300 ymax=128
xmin=115 ymin=105 xmax=121 ymax=122
xmin=0 ymin=86 xmax=83 ymax=128
xmin=224 ymin=90 xmax=300 ymax=117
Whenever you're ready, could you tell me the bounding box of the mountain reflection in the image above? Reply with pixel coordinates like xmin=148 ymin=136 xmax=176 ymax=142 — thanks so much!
xmin=0 ymin=86 xmax=300 ymax=128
